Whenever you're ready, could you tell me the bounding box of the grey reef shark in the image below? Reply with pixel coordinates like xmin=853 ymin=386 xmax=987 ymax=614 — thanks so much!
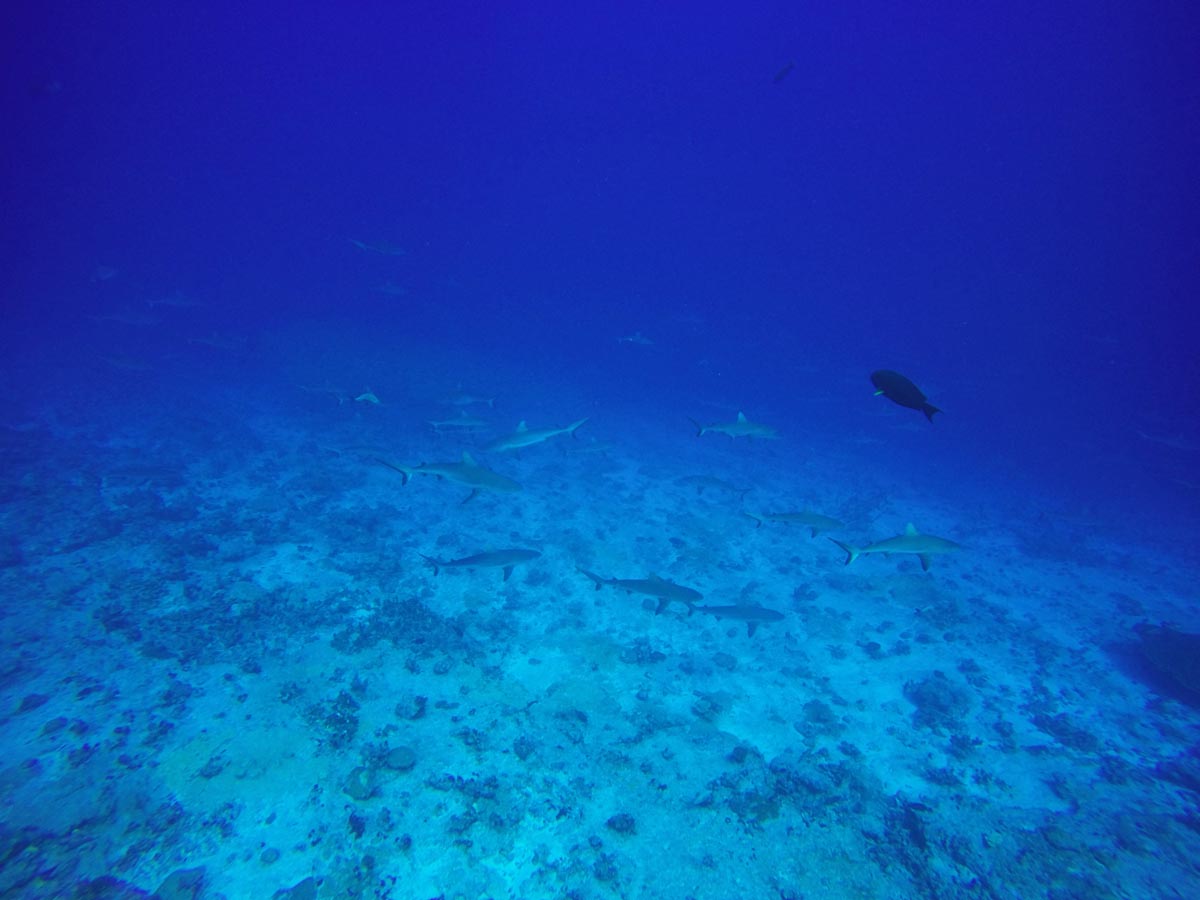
xmin=427 ymin=412 xmax=490 ymax=434
xmin=576 ymin=569 xmax=702 ymax=614
xmin=375 ymin=452 xmax=520 ymax=503
xmin=487 ymin=418 xmax=589 ymax=452
xmin=870 ymin=370 xmax=941 ymax=423
xmin=421 ymin=549 xmax=540 ymax=582
xmin=743 ymin=509 xmax=844 ymax=537
xmin=689 ymin=411 xmax=778 ymax=439
xmin=696 ymin=604 xmax=785 ymax=637
xmin=829 ymin=523 xmax=961 ymax=572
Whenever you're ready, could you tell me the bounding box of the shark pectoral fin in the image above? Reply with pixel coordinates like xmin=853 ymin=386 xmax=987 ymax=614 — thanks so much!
xmin=655 ymin=598 xmax=669 ymax=615
xmin=918 ymin=554 xmax=932 ymax=572
xmin=747 ymin=622 xmax=758 ymax=637
xmin=809 ymin=528 xmax=819 ymax=539
xmin=461 ymin=489 xmax=480 ymax=505
xmin=873 ymin=389 xmax=885 ymax=396
xmin=502 ymin=565 xmax=514 ymax=582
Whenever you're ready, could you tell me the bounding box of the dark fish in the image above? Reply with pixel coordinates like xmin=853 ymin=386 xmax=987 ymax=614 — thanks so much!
xmin=870 ymin=370 xmax=941 ymax=423
xmin=773 ymin=62 xmax=795 ymax=84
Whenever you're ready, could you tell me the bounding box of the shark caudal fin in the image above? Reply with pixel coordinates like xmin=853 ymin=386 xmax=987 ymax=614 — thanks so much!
xmin=687 ymin=417 xmax=705 ymax=437
xmin=922 ymin=404 xmax=941 ymax=423
xmin=375 ymin=458 xmax=411 ymax=485
xmin=828 ymin=538 xmax=861 ymax=566
xmin=419 ymin=554 xmax=442 ymax=575
xmin=576 ymin=567 xmax=605 ymax=590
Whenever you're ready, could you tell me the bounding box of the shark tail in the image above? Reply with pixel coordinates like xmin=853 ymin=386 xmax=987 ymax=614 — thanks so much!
xmin=568 ymin=417 xmax=589 ymax=438
xmin=420 ymin=554 xmax=442 ymax=575
xmin=828 ymin=538 xmax=861 ymax=566
xmin=576 ymin=567 xmax=605 ymax=591
xmin=742 ymin=512 xmax=764 ymax=528
xmin=922 ymin=404 xmax=941 ymax=423
xmin=375 ymin=458 xmax=411 ymax=486
xmin=687 ymin=417 xmax=704 ymax=437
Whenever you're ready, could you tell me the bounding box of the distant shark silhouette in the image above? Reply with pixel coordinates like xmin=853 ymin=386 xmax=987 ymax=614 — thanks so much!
xmin=743 ymin=509 xmax=844 ymax=537
xmin=689 ymin=411 xmax=777 ymax=439
xmin=696 ymin=604 xmax=784 ymax=637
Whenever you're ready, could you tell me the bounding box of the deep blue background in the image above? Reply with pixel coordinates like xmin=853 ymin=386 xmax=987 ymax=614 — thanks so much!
xmin=3 ymin=2 xmax=1198 ymax=523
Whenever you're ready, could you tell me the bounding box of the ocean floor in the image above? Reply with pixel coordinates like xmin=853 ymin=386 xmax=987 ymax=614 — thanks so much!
xmin=1 ymin=334 xmax=1199 ymax=900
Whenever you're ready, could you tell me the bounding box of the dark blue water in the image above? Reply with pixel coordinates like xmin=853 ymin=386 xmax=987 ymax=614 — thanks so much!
xmin=3 ymin=4 xmax=1198 ymax=898
xmin=7 ymin=4 xmax=1198 ymax=517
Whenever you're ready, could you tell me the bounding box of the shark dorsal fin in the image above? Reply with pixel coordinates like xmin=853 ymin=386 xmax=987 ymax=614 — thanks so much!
xmin=904 ymin=523 xmax=919 ymax=536
xmin=516 ymin=421 xmax=528 ymax=432
xmin=461 ymin=452 xmax=477 ymax=466
xmin=736 ymin=412 xmax=747 ymax=422
xmin=647 ymin=573 xmax=662 ymax=582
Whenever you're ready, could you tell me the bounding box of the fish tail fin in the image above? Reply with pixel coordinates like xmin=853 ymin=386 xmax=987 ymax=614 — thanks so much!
xmin=568 ymin=417 xmax=589 ymax=437
xmin=742 ymin=512 xmax=764 ymax=528
xmin=687 ymin=417 xmax=704 ymax=437
xmin=828 ymin=538 xmax=860 ymax=566
xmin=576 ymin=567 xmax=604 ymax=590
xmin=923 ymin=404 xmax=941 ymax=423
xmin=420 ymin=554 xmax=441 ymax=576
xmin=375 ymin=458 xmax=411 ymax=486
